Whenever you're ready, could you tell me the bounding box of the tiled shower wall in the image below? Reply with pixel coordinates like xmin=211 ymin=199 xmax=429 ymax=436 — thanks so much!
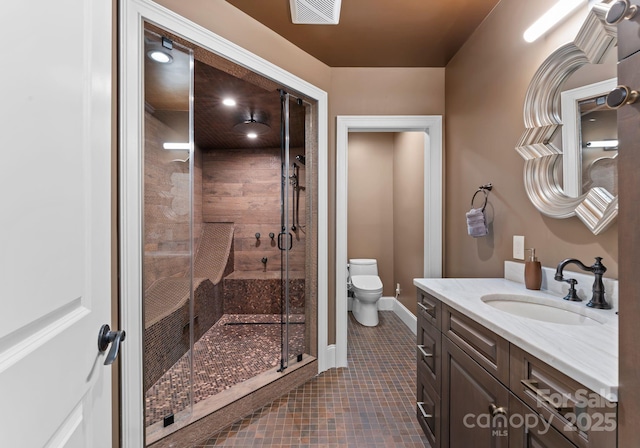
xmin=201 ymin=147 xmax=307 ymax=274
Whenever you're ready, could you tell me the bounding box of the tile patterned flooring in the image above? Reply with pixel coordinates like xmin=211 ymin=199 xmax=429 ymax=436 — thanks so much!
xmin=146 ymin=314 xmax=305 ymax=427
xmin=193 ymin=311 xmax=430 ymax=447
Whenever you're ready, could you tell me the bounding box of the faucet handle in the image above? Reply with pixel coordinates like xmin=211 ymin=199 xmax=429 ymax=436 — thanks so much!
xmin=562 ymin=278 xmax=582 ymax=302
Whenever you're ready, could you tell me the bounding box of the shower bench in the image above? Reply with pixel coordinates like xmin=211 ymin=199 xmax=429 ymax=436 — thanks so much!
xmin=143 ymin=223 xmax=234 ymax=391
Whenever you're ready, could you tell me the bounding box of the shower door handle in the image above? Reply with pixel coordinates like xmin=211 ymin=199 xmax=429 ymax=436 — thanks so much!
xmin=98 ymin=324 xmax=126 ymax=366
xmin=277 ymin=232 xmax=293 ymax=250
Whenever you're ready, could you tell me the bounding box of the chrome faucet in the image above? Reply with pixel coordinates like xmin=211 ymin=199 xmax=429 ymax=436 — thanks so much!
xmin=554 ymin=257 xmax=611 ymax=309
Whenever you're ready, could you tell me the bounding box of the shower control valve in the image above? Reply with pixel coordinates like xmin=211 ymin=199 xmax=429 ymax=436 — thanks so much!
xmin=269 ymin=232 xmax=275 ymax=239
xmin=255 ymin=232 xmax=261 ymax=240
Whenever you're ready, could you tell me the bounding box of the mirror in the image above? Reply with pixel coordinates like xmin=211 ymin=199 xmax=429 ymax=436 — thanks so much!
xmin=515 ymin=2 xmax=618 ymax=235
xmin=561 ymin=76 xmax=618 ymax=197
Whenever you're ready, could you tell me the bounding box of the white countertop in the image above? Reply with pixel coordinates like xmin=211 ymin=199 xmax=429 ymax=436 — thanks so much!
xmin=413 ymin=277 xmax=618 ymax=402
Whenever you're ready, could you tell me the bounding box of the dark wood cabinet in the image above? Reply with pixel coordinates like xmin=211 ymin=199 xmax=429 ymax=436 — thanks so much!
xmin=616 ymin=2 xmax=640 ymax=444
xmin=441 ymin=336 xmax=509 ymax=448
xmin=417 ymin=368 xmax=440 ymax=447
xmin=509 ymin=394 xmax=577 ymax=448
xmin=415 ymin=290 xmax=617 ymax=448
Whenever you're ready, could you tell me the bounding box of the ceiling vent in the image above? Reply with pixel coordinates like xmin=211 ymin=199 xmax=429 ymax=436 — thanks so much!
xmin=290 ymin=0 xmax=342 ymax=24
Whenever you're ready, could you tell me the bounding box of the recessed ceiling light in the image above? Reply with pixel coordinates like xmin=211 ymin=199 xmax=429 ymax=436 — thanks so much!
xmin=247 ymin=133 xmax=258 ymax=139
xmin=222 ymin=98 xmax=237 ymax=106
xmin=147 ymin=50 xmax=173 ymax=64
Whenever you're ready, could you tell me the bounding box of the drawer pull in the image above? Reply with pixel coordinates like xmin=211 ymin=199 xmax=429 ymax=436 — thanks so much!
xmin=417 ymin=344 xmax=433 ymax=358
xmin=417 ymin=402 xmax=433 ymax=419
xmin=417 ymin=301 xmax=435 ymax=314
xmin=521 ymin=379 xmax=573 ymax=414
xmin=489 ymin=403 xmax=507 ymax=417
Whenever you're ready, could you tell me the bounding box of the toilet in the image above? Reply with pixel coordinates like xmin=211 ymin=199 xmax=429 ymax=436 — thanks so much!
xmin=347 ymin=258 xmax=384 ymax=326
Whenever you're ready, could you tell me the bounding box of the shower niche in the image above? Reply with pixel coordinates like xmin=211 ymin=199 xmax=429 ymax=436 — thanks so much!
xmin=142 ymin=25 xmax=318 ymax=445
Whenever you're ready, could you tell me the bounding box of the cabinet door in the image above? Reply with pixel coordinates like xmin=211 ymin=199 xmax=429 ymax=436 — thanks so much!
xmin=509 ymin=394 xmax=577 ymax=448
xmin=442 ymin=337 xmax=510 ymax=448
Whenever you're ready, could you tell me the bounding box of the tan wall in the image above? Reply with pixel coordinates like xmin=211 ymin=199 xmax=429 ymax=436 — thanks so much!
xmin=330 ymin=69 xmax=446 ymax=341
xmin=393 ymin=132 xmax=425 ymax=311
xmin=444 ymin=0 xmax=618 ymax=280
xmin=347 ymin=132 xmax=425 ymax=310
xmin=347 ymin=133 xmax=395 ymax=296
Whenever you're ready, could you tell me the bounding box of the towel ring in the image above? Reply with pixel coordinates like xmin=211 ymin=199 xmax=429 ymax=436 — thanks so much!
xmin=471 ymin=184 xmax=493 ymax=212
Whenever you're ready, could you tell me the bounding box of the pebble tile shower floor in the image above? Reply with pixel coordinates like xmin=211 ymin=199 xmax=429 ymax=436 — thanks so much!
xmin=192 ymin=311 xmax=430 ymax=447
xmin=146 ymin=314 xmax=305 ymax=427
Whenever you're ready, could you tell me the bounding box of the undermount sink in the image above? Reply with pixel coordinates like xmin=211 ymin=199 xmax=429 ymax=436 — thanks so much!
xmin=481 ymin=294 xmax=606 ymax=325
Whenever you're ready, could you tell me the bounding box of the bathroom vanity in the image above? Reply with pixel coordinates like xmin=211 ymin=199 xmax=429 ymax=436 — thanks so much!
xmin=414 ymin=272 xmax=618 ymax=448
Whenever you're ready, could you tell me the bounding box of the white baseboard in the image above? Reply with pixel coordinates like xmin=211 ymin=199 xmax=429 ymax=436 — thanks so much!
xmin=390 ymin=298 xmax=417 ymax=336
xmin=319 ymin=344 xmax=338 ymax=372
xmin=377 ymin=296 xmax=396 ymax=310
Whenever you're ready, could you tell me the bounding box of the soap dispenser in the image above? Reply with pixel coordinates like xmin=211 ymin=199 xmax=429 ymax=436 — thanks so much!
xmin=525 ymin=248 xmax=542 ymax=290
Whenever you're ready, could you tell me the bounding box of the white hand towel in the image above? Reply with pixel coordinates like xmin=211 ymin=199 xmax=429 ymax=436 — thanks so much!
xmin=466 ymin=207 xmax=488 ymax=238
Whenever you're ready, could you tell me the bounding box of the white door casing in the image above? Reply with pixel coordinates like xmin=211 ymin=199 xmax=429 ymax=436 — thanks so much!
xmin=120 ymin=1 xmax=328 ymax=445
xmin=0 ymin=0 xmax=113 ymax=447
xmin=335 ymin=116 xmax=443 ymax=368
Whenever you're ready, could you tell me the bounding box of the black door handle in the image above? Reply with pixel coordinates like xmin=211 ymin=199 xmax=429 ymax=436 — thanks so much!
xmin=277 ymin=232 xmax=294 ymax=250
xmin=98 ymin=324 xmax=126 ymax=366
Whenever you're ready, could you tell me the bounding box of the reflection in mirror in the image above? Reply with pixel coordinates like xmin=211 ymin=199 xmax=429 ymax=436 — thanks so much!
xmin=580 ymin=95 xmax=618 ymax=195
xmin=561 ymin=77 xmax=617 ymax=198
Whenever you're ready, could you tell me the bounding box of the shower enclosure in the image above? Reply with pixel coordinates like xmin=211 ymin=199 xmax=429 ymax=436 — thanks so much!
xmin=142 ymin=26 xmax=314 ymax=444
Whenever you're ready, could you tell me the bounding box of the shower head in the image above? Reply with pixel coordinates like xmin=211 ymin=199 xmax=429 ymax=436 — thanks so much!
xmin=295 ymin=154 xmax=306 ymax=165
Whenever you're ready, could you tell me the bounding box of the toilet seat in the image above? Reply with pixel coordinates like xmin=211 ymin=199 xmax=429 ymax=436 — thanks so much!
xmin=350 ymin=275 xmax=383 ymax=294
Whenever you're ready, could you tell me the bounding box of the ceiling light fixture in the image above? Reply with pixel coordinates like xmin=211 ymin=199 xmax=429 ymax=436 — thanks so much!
xmin=222 ymin=98 xmax=237 ymax=107
xmin=163 ymin=142 xmax=190 ymax=150
xmin=523 ymin=0 xmax=584 ymax=43
xmin=586 ymin=140 xmax=618 ymax=148
xmin=247 ymin=133 xmax=258 ymax=139
xmin=147 ymin=50 xmax=173 ymax=64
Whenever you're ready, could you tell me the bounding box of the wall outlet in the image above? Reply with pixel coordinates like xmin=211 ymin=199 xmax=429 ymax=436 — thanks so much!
xmin=396 ymin=283 xmax=401 ymax=295
xmin=513 ymin=235 xmax=525 ymax=260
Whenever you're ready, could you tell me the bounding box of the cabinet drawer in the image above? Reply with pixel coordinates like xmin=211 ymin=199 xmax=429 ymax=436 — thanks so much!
xmin=442 ymin=304 xmax=510 ymax=384
xmin=417 ymin=368 xmax=440 ymax=448
xmin=510 ymin=345 xmax=617 ymax=448
xmin=417 ymin=312 xmax=441 ymax=392
xmin=509 ymin=393 xmax=577 ymax=448
xmin=417 ymin=290 xmax=440 ymax=329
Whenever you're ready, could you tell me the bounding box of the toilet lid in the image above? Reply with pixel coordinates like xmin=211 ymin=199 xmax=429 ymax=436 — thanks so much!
xmin=350 ymin=275 xmax=383 ymax=291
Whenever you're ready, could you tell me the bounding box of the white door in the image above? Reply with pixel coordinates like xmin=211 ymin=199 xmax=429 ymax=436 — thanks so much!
xmin=0 ymin=0 xmax=113 ymax=447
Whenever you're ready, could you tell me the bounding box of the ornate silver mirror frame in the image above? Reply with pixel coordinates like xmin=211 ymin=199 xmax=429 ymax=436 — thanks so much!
xmin=515 ymin=3 xmax=617 ymax=235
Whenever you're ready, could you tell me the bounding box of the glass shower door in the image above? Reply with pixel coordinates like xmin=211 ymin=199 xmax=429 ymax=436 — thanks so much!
xmin=142 ymin=28 xmax=194 ymax=435
xmin=279 ymin=91 xmax=307 ymax=371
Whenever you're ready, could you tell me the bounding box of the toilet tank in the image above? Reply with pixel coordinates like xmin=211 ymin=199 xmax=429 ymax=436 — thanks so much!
xmin=349 ymin=259 xmax=378 ymax=276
